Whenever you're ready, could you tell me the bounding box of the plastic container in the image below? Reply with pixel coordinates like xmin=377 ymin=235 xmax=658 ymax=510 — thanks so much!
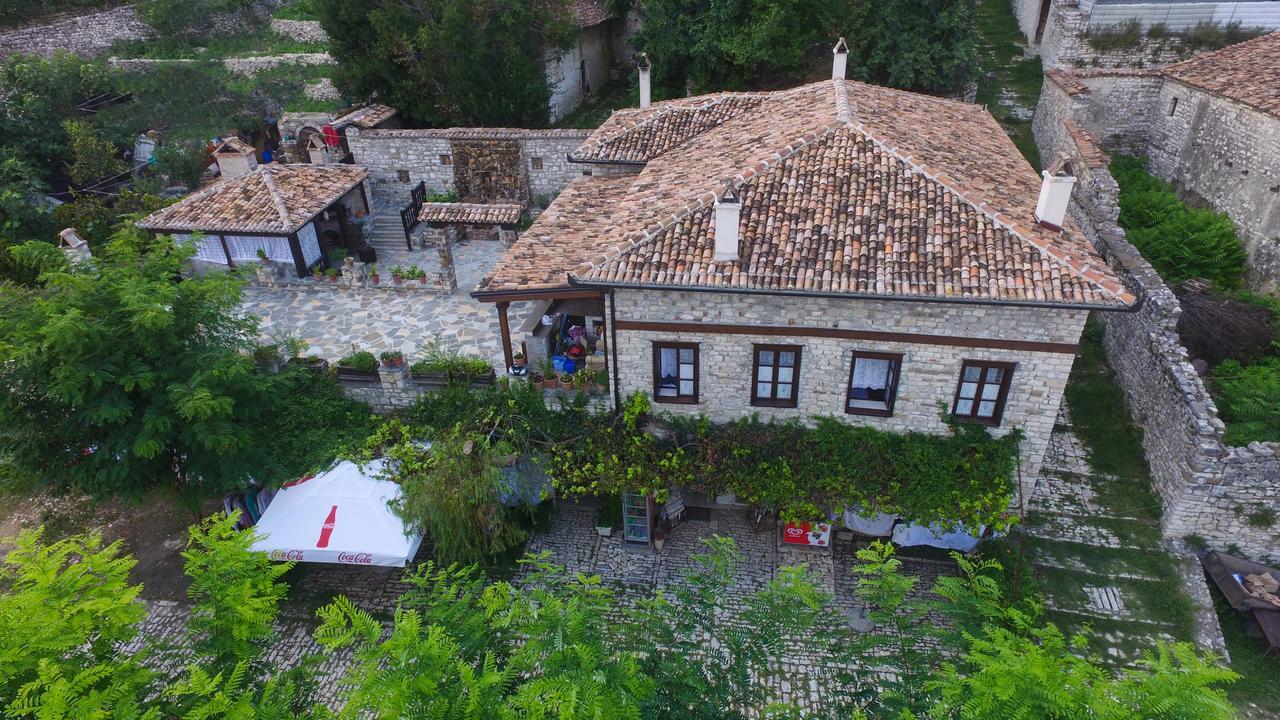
xmin=551 ymin=355 xmax=567 ymax=373
xmin=562 ymin=358 xmax=576 ymax=374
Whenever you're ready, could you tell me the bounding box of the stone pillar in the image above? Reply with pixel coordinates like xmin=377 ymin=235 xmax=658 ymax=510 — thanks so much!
xmin=437 ymin=226 xmax=458 ymax=292
xmin=377 ymin=362 xmax=408 ymax=387
xmin=341 ymin=257 xmax=364 ymax=287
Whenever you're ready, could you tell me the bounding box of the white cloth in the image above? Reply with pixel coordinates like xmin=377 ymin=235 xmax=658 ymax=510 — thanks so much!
xmin=851 ymin=357 xmax=890 ymax=390
xmin=843 ymin=508 xmax=897 ymax=537
xmin=297 ymin=222 xmax=321 ymax=265
xmin=250 ymin=459 xmax=423 ymax=567
xmin=174 ymin=233 xmax=228 ymax=264
xmin=891 ymin=521 xmax=985 ymax=552
xmin=224 ymin=234 xmax=293 ymax=262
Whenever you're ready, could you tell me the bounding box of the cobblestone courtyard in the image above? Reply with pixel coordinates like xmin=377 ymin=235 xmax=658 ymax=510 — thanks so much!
xmin=240 ymin=239 xmax=536 ymax=368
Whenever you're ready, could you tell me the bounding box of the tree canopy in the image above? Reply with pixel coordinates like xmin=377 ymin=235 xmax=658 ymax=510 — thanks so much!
xmin=630 ymin=0 xmax=976 ymax=96
xmin=315 ymin=0 xmax=576 ymax=127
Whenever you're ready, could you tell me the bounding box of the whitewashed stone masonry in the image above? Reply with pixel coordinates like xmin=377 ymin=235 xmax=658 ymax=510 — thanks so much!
xmin=609 ymin=289 xmax=1090 ymax=503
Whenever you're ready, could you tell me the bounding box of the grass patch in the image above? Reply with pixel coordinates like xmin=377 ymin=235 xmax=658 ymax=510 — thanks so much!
xmin=1211 ymin=584 xmax=1280 ymax=713
xmin=973 ymin=0 xmax=1043 ymax=168
xmin=554 ymin=76 xmax=635 ymax=130
xmin=1034 ymin=538 xmax=1183 ymax=582
xmin=111 ymin=28 xmax=327 ymax=60
xmin=274 ymin=0 xmax=317 ymax=21
xmin=1064 ymin=318 xmax=1153 ymax=481
xmin=1044 ymin=609 xmax=1178 ymax=661
xmin=1034 ymin=564 xmax=1194 ymax=637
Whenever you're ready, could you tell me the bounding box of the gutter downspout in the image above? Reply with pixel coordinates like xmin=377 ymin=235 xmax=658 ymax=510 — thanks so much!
xmin=609 ymin=288 xmax=621 ymax=412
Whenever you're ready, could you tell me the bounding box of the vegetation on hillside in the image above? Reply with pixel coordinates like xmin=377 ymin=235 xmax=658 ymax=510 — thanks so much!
xmin=315 ymin=0 xmax=575 ymax=127
xmin=1111 ymin=155 xmax=1279 ymax=445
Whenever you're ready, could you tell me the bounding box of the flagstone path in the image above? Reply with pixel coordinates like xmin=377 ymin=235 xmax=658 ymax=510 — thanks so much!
xmin=240 ymin=238 xmax=536 ymax=368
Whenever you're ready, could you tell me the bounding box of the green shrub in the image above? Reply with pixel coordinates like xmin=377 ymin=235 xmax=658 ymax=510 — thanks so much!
xmin=337 ymin=350 xmax=377 ymax=372
xmin=1210 ymin=357 xmax=1280 ymax=445
xmin=1146 ymin=22 xmax=1169 ymax=39
xmin=1183 ymin=20 xmax=1267 ymax=51
xmin=274 ymin=0 xmax=316 ymax=20
xmin=1086 ymin=19 xmax=1143 ymax=51
xmin=1112 ymin=155 xmax=1247 ymax=289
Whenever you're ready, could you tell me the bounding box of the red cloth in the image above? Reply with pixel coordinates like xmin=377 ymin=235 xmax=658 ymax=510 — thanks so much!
xmin=322 ymin=125 xmax=341 ymax=147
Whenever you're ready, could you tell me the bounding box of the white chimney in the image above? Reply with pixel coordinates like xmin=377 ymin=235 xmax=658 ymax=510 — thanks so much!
xmin=1034 ymin=154 xmax=1077 ymax=231
xmin=637 ymin=53 xmax=652 ymax=108
xmin=832 ymin=37 xmax=848 ymax=81
xmin=713 ymin=184 xmax=741 ymax=262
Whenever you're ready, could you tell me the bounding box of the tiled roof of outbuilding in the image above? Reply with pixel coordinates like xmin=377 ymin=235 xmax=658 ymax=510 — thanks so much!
xmin=1161 ymin=31 xmax=1280 ymax=118
xmin=570 ymin=94 xmax=770 ymax=163
xmin=572 ymin=0 xmax=610 ymax=27
xmin=331 ymin=103 xmax=398 ymax=129
xmin=419 ymin=203 xmax=523 ymax=226
xmin=478 ymin=79 xmax=1134 ymax=307
xmin=137 ymin=164 xmax=367 ymax=235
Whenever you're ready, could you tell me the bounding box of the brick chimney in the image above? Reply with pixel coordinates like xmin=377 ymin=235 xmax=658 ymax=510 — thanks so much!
xmin=832 ymin=37 xmax=848 ymax=81
xmin=1034 ymin=153 xmax=1077 ymax=231
xmin=638 ymin=53 xmax=652 ymax=109
xmin=713 ymin=183 xmax=741 ymax=262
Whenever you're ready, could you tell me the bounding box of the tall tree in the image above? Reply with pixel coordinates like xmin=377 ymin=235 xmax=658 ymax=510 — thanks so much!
xmin=315 ymin=0 xmax=575 ymax=127
xmin=0 ymin=227 xmax=274 ymax=499
xmin=630 ymin=0 xmax=976 ymax=95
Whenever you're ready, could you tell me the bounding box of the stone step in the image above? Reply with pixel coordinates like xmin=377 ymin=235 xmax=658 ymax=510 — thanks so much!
xmin=1033 ymin=555 xmax=1163 ymax=582
xmin=1022 ymin=512 xmax=1155 ymax=550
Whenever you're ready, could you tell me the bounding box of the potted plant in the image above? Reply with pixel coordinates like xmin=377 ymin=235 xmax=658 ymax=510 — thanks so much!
xmin=530 ymin=370 xmax=545 ymax=390
xmin=459 ymin=356 xmax=495 ymax=387
xmin=256 ymin=248 xmax=270 ymax=267
xmin=335 ymin=350 xmax=380 ymax=383
xmin=380 ymin=350 xmax=405 ymax=369
xmin=594 ymin=368 xmax=609 ymax=394
xmin=573 ymin=369 xmax=590 ymax=394
xmin=512 ymin=351 xmax=527 ymax=368
xmin=595 ymin=495 xmax=622 ymax=537
xmin=311 ymin=266 xmax=324 ymax=281
xmin=391 ymin=266 xmax=404 ymax=285
xmin=368 ymin=264 xmax=380 ymax=284
xmin=409 ymin=358 xmax=450 ymax=387
xmin=325 ymin=268 xmax=339 ymax=282
xmin=251 ymin=344 xmax=279 ymax=369
xmin=559 ymin=373 xmax=575 ymax=390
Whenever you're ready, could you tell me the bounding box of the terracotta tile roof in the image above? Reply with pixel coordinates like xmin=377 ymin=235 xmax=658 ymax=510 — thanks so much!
xmin=1064 ymin=120 xmax=1108 ymax=169
xmin=1161 ymin=31 xmax=1280 ymax=118
xmin=137 ymin=164 xmax=367 ymax=235
xmin=478 ymin=79 xmax=1133 ymax=307
xmin=572 ymin=0 xmax=610 ymax=28
xmin=331 ymin=103 xmax=398 ymax=129
xmin=419 ymin=202 xmax=522 ymax=226
xmin=571 ymin=94 xmax=770 ymax=163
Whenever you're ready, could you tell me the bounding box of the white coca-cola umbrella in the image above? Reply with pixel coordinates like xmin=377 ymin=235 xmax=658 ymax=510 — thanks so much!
xmin=251 ymin=459 xmax=423 ymax=568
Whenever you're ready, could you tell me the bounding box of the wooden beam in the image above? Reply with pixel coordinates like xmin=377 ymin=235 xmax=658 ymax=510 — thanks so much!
xmin=217 ymin=235 xmax=234 ymax=268
xmin=497 ymin=301 xmax=514 ymax=370
xmin=613 ymin=319 xmax=1080 ymax=355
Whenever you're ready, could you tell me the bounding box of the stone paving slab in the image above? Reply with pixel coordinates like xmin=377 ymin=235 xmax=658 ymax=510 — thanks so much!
xmin=241 ymin=240 xmax=535 ymax=368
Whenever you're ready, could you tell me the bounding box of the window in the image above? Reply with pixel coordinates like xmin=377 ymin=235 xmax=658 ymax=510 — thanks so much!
xmin=653 ymin=342 xmax=698 ymax=403
xmin=951 ymin=361 xmax=1015 ymax=425
xmin=751 ymin=345 xmax=802 ymax=407
xmin=397 ymin=169 xmax=410 ymax=183
xmin=439 ymin=154 xmax=452 ymax=166
xmin=1168 ymin=97 xmax=1178 ymax=116
xmin=846 ymin=352 xmax=902 ymax=416
xmin=530 ymin=156 xmax=544 ymax=170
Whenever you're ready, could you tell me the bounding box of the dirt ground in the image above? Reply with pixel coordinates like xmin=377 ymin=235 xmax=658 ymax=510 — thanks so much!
xmin=0 ymin=488 xmax=212 ymax=601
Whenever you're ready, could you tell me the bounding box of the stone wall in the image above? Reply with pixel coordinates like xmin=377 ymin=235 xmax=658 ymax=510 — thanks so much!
xmin=1036 ymin=68 xmax=1280 ymax=290
xmin=1146 ymin=82 xmax=1280 ymax=289
xmin=337 ymin=367 xmax=427 ymax=413
xmin=546 ymin=21 xmax=616 ymax=124
xmin=0 ymin=4 xmax=149 ymax=61
xmin=269 ymin=17 xmax=327 ymax=43
xmin=345 ymin=126 xmax=590 ymax=205
xmin=1034 ymin=0 xmax=1245 ymax=70
xmin=610 ymin=288 xmax=1090 ymax=501
xmin=1036 ymin=111 xmax=1280 ymax=561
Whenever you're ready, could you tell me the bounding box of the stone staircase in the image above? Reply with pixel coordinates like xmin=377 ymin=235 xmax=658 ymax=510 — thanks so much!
xmin=365 ymin=202 xmax=412 ymax=259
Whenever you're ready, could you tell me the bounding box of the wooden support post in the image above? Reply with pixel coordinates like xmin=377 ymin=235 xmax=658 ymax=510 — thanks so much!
xmin=497 ymin=301 xmax=513 ymax=371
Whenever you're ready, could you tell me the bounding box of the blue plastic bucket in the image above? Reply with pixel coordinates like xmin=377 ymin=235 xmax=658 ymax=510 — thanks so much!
xmin=551 ymin=355 xmax=566 ymax=373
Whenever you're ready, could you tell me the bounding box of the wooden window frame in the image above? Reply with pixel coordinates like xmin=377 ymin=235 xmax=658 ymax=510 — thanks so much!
xmin=750 ymin=344 xmax=802 ymax=408
xmin=845 ymin=351 xmax=903 ymax=417
xmin=530 ymin=156 xmax=544 ymax=171
xmin=652 ymin=341 xmax=699 ymax=404
xmin=951 ymin=360 xmax=1016 ymax=426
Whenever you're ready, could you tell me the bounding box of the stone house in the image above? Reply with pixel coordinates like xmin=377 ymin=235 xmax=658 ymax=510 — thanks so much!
xmin=546 ymin=0 xmax=638 ymax=123
xmin=1034 ymin=32 xmax=1280 ymax=289
xmin=278 ymin=104 xmax=401 ymax=166
xmin=137 ymin=164 xmax=372 ymax=278
xmin=1014 ymin=0 xmax=1280 ymax=69
xmin=473 ymin=51 xmax=1137 ymax=499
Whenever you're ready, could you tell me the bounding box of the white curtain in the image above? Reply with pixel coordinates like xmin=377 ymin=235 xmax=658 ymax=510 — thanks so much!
xmin=224 ymin=234 xmax=293 ymax=262
xmin=174 ymin=233 xmax=229 ymax=264
xmin=297 ymin=222 xmax=321 ymax=265
xmin=851 ymin=357 xmax=890 ymax=390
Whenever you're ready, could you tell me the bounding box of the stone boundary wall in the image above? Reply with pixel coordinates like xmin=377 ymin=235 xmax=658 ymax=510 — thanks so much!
xmin=0 ymin=3 xmax=149 ymax=61
xmin=1037 ymin=67 xmax=1280 ymax=290
xmin=269 ymin=17 xmax=327 ymax=43
xmin=108 ymin=52 xmax=333 ymax=75
xmin=1039 ymin=3 xmax=1197 ymax=69
xmin=346 ymin=126 xmax=590 ymax=205
xmin=1036 ymin=110 xmax=1280 ymax=562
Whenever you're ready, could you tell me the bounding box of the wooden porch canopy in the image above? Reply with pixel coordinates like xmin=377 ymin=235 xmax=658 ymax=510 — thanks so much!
xmin=471 ymin=285 xmax=604 ymax=372
xmin=418 ymin=202 xmax=523 ymax=229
